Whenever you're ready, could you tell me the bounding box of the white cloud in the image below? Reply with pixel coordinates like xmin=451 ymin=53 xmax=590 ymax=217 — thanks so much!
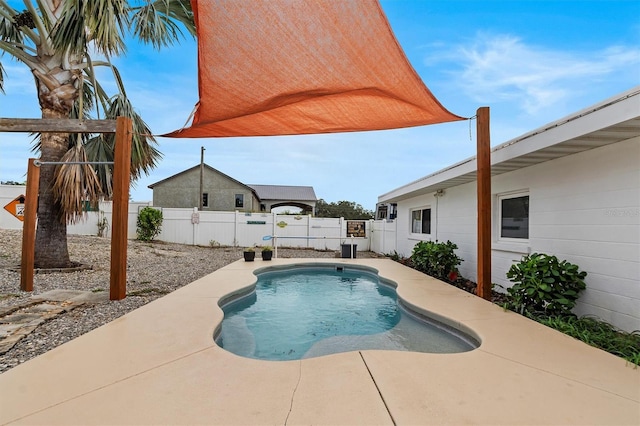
xmin=428 ymin=33 xmax=640 ymax=115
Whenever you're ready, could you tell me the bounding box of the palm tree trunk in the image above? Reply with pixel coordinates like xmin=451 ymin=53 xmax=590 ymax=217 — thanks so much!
xmin=34 ymin=108 xmax=72 ymax=268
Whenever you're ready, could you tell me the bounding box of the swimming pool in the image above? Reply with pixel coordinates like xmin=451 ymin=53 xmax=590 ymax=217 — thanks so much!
xmin=215 ymin=264 xmax=479 ymax=361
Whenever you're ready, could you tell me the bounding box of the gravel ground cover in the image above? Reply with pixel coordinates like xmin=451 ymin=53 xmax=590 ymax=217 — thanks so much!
xmin=0 ymin=229 xmax=378 ymax=373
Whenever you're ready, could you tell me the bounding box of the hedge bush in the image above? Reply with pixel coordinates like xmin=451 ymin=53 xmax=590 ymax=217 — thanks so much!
xmin=505 ymin=253 xmax=587 ymax=316
xmin=410 ymin=240 xmax=462 ymax=282
xmin=136 ymin=207 xmax=163 ymax=241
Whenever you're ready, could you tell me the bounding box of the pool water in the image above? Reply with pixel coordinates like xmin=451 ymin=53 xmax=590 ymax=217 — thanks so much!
xmin=216 ymin=265 xmax=478 ymax=361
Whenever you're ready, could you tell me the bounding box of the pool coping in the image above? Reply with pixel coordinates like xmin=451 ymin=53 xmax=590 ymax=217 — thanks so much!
xmin=0 ymin=258 xmax=638 ymax=425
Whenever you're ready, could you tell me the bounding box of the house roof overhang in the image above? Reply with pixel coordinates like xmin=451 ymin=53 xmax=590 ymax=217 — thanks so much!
xmin=248 ymin=184 xmax=317 ymax=202
xmin=378 ymin=86 xmax=640 ymax=204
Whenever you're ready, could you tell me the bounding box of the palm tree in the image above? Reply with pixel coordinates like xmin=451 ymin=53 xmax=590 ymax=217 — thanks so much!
xmin=0 ymin=0 xmax=195 ymax=268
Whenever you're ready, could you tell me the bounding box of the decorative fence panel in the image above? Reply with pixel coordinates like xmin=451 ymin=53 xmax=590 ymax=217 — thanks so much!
xmin=235 ymin=212 xmax=275 ymax=248
xmin=272 ymin=214 xmax=313 ymax=248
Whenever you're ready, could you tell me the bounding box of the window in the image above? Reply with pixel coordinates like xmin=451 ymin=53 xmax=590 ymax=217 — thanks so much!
xmin=389 ymin=203 xmax=397 ymax=220
xmin=235 ymin=194 xmax=244 ymax=208
xmin=411 ymin=208 xmax=431 ymax=234
xmin=376 ymin=205 xmax=388 ymax=220
xmin=202 ymin=193 xmax=209 ymax=208
xmin=500 ymin=194 xmax=529 ymax=239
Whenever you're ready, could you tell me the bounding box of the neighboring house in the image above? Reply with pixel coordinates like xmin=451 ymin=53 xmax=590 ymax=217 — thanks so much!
xmin=148 ymin=164 xmax=317 ymax=213
xmin=377 ymin=87 xmax=640 ymax=332
xmin=149 ymin=164 xmax=259 ymax=211
xmin=248 ymin=184 xmax=317 ymax=214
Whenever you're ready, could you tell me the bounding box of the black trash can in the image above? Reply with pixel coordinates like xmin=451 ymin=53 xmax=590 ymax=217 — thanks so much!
xmin=340 ymin=244 xmax=357 ymax=258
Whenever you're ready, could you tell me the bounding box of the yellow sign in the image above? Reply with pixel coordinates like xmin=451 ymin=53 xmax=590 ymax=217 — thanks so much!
xmin=3 ymin=195 xmax=26 ymax=222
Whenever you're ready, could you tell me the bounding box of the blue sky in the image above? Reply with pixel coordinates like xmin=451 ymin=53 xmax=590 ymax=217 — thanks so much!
xmin=1 ymin=0 xmax=639 ymax=211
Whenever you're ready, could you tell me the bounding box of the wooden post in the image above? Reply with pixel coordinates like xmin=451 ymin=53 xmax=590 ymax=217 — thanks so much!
xmin=476 ymin=107 xmax=492 ymax=300
xmin=110 ymin=117 xmax=132 ymax=300
xmin=199 ymin=146 xmax=205 ymax=210
xmin=20 ymin=158 xmax=40 ymax=291
xmin=6 ymin=118 xmax=119 ymax=294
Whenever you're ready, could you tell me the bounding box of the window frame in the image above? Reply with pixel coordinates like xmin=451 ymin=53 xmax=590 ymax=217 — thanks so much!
xmin=376 ymin=204 xmax=388 ymax=220
xmin=497 ymin=191 xmax=530 ymax=242
xmin=235 ymin=193 xmax=244 ymax=208
xmin=202 ymin=192 xmax=209 ymax=208
xmin=409 ymin=206 xmax=432 ymax=236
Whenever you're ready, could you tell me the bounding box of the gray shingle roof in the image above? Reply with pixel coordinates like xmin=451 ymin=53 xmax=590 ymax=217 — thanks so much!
xmin=248 ymin=184 xmax=316 ymax=201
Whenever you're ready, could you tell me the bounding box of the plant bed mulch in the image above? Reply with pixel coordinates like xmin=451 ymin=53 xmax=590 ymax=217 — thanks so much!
xmin=450 ymin=278 xmax=509 ymax=305
xmin=394 ymin=257 xmax=508 ymax=304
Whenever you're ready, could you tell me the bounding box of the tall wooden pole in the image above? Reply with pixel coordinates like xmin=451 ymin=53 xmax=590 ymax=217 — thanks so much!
xmin=20 ymin=158 xmax=40 ymax=291
xmin=199 ymin=146 xmax=205 ymax=210
xmin=110 ymin=117 xmax=132 ymax=300
xmin=476 ymin=107 xmax=492 ymax=300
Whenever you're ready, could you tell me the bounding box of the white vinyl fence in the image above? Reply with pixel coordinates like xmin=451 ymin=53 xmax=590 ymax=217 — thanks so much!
xmin=1 ymin=186 xmax=398 ymax=254
xmin=370 ymin=219 xmax=398 ymax=255
xmin=156 ymin=207 xmax=363 ymax=250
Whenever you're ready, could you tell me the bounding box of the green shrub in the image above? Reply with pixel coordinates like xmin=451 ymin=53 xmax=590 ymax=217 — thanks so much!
xmin=505 ymin=253 xmax=587 ymax=316
xmin=410 ymin=240 xmax=462 ymax=282
xmin=136 ymin=207 xmax=163 ymax=241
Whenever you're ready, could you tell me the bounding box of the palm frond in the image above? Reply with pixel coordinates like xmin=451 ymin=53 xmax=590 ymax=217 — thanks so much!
xmin=33 ymin=0 xmax=56 ymax=26
xmin=53 ymin=143 xmax=103 ymax=224
xmin=0 ymin=61 xmax=4 ymax=93
xmin=84 ymin=134 xmax=114 ymax=197
xmin=81 ymin=55 xmax=112 ymax=116
xmin=130 ymin=0 xmax=195 ymax=49
xmin=29 ymin=132 xmax=40 ymax=152
xmin=158 ymin=0 xmax=196 ymax=37
xmin=0 ymin=6 xmax=24 ymax=43
xmin=105 ymin=93 xmax=163 ymax=181
xmin=67 ymin=78 xmax=114 ymax=197
xmin=0 ymin=1 xmax=18 ymax=17
xmin=22 ymin=0 xmax=48 ymax=48
xmin=76 ymin=77 xmax=97 ymax=117
xmin=0 ymin=7 xmax=37 ymax=67
xmin=65 ymin=88 xmax=95 ymax=152
xmin=84 ymin=135 xmax=114 ymax=199
xmin=107 ymin=58 xmax=128 ymax=97
xmin=51 ymin=0 xmax=127 ymax=57
xmin=84 ymin=0 xmax=128 ymax=55
xmin=0 ymin=6 xmax=40 ymax=46
xmin=49 ymin=1 xmax=88 ymax=57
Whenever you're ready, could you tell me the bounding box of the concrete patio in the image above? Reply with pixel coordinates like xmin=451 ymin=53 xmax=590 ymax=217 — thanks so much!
xmin=0 ymin=258 xmax=638 ymax=425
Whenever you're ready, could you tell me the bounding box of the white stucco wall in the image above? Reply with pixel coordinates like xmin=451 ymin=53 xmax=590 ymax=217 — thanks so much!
xmin=392 ymin=137 xmax=640 ymax=332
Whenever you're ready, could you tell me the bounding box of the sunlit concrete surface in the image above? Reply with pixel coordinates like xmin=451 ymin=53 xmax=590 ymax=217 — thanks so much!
xmin=1 ymin=258 xmax=638 ymax=425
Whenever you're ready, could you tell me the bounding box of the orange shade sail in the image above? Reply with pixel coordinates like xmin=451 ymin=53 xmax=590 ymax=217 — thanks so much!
xmin=165 ymin=0 xmax=464 ymax=138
